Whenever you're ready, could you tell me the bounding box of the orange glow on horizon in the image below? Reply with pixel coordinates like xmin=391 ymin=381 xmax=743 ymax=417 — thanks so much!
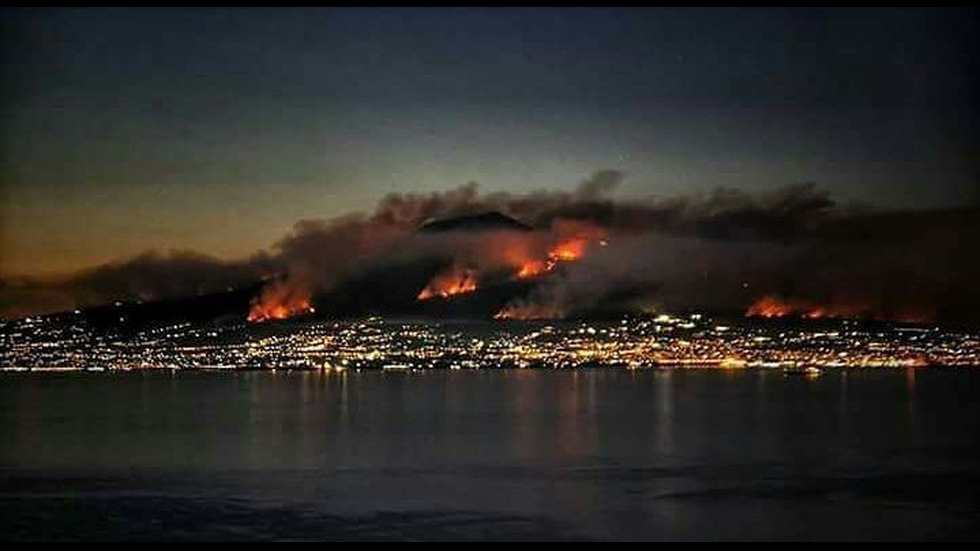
xmin=745 ymin=295 xmax=835 ymax=320
xmin=745 ymin=295 xmax=932 ymax=324
xmin=746 ymin=295 xmax=796 ymax=318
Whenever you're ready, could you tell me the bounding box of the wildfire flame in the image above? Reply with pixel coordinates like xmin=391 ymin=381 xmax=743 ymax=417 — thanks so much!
xmin=745 ymin=295 xmax=840 ymax=319
xmin=745 ymin=295 xmax=799 ymax=318
xmin=417 ymin=264 xmax=479 ymax=300
xmin=512 ymin=232 xmax=603 ymax=281
xmin=744 ymin=295 xmax=929 ymax=323
xmin=549 ymin=237 xmax=588 ymax=262
xmin=515 ymin=260 xmax=549 ymax=280
xmin=247 ymin=280 xmax=314 ymax=323
xmin=416 ymin=220 xmax=609 ymax=312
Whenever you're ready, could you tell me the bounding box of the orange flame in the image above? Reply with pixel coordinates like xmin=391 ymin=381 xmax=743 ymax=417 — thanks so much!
xmin=416 ymin=220 xmax=609 ymax=305
xmin=247 ymin=280 xmax=314 ymax=323
xmin=548 ymin=238 xmax=588 ymax=262
xmin=417 ymin=264 xmax=478 ymax=300
xmin=803 ymin=305 xmax=827 ymax=319
xmin=745 ymin=295 xmax=797 ymax=318
xmin=745 ymin=295 xmax=835 ymax=319
xmin=744 ymin=295 xmax=929 ymax=323
xmin=512 ymin=225 xmax=606 ymax=281
xmin=515 ymin=260 xmax=549 ymax=280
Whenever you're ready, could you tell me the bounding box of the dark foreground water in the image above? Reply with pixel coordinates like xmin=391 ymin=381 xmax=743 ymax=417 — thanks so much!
xmin=2 ymin=368 xmax=979 ymax=541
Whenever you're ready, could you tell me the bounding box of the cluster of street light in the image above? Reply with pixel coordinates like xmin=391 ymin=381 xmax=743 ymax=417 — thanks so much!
xmin=1 ymin=312 xmax=977 ymax=371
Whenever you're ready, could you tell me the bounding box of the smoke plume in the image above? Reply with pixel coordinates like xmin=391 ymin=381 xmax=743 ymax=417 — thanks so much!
xmin=2 ymin=171 xmax=978 ymax=326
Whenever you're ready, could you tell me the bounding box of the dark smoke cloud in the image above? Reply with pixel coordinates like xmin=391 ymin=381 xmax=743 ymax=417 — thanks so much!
xmin=0 ymin=250 xmax=276 ymax=320
xmin=2 ymin=171 xmax=978 ymax=326
xmin=504 ymin=235 xmax=799 ymax=318
xmin=505 ymin=194 xmax=978 ymax=325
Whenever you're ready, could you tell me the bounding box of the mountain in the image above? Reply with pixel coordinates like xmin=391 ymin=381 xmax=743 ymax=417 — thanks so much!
xmin=312 ymin=212 xmax=537 ymax=318
xmin=81 ymin=284 xmax=260 ymax=330
xmin=67 ymin=213 xmax=540 ymax=328
xmin=418 ymin=211 xmax=532 ymax=233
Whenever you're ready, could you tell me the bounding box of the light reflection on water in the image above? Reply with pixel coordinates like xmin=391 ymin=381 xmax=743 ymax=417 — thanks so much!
xmin=1 ymin=368 xmax=979 ymax=540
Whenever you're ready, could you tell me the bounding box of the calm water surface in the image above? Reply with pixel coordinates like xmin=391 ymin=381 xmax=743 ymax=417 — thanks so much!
xmin=2 ymin=369 xmax=979 ymax=540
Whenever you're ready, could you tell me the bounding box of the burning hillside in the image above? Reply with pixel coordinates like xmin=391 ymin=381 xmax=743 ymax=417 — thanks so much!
xmin=745 ymin=295 xmax=817 ymax=319
xmin=417 ymin=264 xmax=479 ymax=300
xmin=242 ymin=210 xmax=612 ymax=322
xmin=513 ymin=234 xmax=604 ymax=281
xmin=247 ymin=279 xmax=315 ymax=323
xmin=413 ymin=216 xmax=609 ymax=315
xmin=744 ymin=295 xmax=933 ymax=324
xmin=20 ymin=174 xmax=977 ymax=328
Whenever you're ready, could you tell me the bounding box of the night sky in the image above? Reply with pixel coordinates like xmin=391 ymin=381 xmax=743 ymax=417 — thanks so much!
xmin=2 ymin=7 xmax=978 ymax=277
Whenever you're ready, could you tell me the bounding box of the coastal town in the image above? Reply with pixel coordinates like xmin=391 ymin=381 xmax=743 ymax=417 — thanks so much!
xmin=3 ymin=312 xmax=977 ymax=371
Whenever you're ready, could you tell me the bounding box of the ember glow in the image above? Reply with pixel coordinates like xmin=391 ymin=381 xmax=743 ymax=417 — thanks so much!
xmin=744 ymin=295 xmax=839 ymax=320
xmin=417 ymin=264 xmax=479 ymax=300
xmin=494 ymin=302 xmax=566 ymax=321
xmin=247 ymin=281 xmax=314 ymax=323
xmin=745 ymin=296 xmax=800 ymax=318
xmin=745 ymin=295 xmax=892 ymax=323
xmin=744 ymin=295 xmax=935 ymax=324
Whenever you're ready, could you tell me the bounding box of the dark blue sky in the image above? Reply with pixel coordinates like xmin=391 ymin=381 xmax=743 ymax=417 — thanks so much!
xmin=2 ymin=8 xmax=977 ymax=275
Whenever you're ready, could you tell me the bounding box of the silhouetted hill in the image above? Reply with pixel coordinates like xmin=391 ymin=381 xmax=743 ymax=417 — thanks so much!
xmin=81 ymin=283 xmax=261 ymax=330
xmin=66 ymin=213 xmax=539 ymax=327
xmin=418 ymin=212 xmax=531 ymax=233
